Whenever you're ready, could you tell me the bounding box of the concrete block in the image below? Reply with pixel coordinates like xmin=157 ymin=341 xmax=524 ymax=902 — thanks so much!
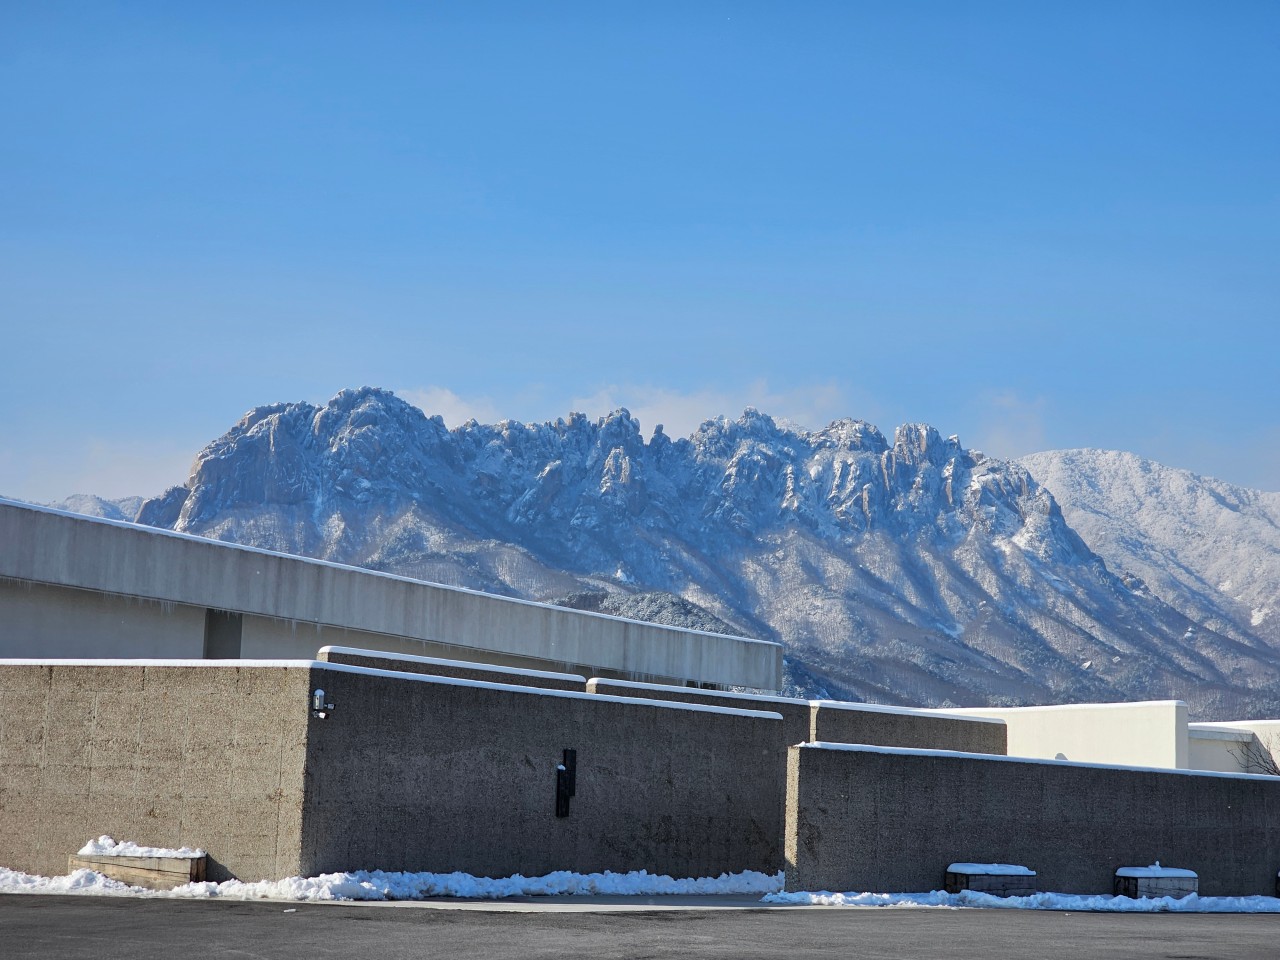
xmin=1114 ymin=867 xmax=1198 ymax=899
xmin=944 ymin=864 xmax=1037 ymax=896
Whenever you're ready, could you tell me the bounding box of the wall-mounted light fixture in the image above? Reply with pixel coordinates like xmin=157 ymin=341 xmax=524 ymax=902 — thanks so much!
xmin=311 ymin=689 xmax=335 ymax=719
xmin=555 ymin=748 xmax=577 ymax=817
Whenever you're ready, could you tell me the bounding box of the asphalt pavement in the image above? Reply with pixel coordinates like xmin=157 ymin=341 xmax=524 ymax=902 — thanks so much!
xmin=3 ymin=893 xmax=1279 ymax=959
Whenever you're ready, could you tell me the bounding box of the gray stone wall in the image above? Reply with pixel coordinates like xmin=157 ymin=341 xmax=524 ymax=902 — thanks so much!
xmin=587 ymin=678 xmax=811 ymax=745
xmin=318 ymin=646 xmax=586 ymax=691
xmin=785 ymin=744 xmax=1280 ymax=896
xmin=300 ymin=667 xmax=784 ymax=879
xmin=0 ymin=664 xmax=312 ymax=882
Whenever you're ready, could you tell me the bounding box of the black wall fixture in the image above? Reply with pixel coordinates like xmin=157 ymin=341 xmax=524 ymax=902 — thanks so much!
xmin=555 ymin=748 xmax=577 ymax=818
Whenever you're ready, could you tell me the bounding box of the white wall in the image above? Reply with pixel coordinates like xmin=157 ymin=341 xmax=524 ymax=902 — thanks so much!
xmin=1187 ymin=727 xmax=1255 ymax=773
xmin=940 ymin=701 xmax=1188 ymax=768
xmin=1188 ymin=721 xmax=1280 ymax=775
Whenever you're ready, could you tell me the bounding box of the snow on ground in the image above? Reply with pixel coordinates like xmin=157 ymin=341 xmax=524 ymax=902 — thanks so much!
xmin=0 ymin=866 xmax=783 ymax=901
xmin=3 ymin=862 xmax=1280 ymax=912
xmin=762 ymin=889 xmax=1280 ymax=913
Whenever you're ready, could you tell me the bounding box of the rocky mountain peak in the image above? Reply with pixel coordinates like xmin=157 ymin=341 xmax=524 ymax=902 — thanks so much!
xmin=119 ymin=387 xmax=1280 ymax=718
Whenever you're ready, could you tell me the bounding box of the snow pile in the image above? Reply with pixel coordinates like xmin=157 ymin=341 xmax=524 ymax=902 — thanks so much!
xmin=947 ymin=863 xmax=1035 ymax=876
xmin=763 ymin=889 xmax=1280 ymax=913
xmin=77 ymin=836 xmax=205 ymax=859
xmin=1115 ymin=862 xmax=1196 ymax=878
xmin=0 ymin=867 xmax=139 ymax=896
xmin=0 ymin=865 xmax=783 ymax=901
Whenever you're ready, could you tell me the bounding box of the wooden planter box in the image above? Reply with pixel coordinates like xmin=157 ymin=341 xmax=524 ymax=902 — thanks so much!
xmin=69 ymin=853 xmax=207 ymax=891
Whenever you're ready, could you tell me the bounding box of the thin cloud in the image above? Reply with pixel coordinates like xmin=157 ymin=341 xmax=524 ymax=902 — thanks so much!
xmin=970 ymin=390 xmax=1049 ymax=460
xmin=398 ymin=386 xmax=503 ymax=427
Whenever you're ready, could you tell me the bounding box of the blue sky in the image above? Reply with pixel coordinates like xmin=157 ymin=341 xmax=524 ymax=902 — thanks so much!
xmin=2 ymin=1 xmax=1277 ymax=500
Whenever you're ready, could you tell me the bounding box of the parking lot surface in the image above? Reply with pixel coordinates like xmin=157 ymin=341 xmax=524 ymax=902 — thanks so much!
xmin=3 ymin=893 xmax=1279 ymax=959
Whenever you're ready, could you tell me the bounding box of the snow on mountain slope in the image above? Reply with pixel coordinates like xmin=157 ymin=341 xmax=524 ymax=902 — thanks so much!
xmin=45 ymin=494 xmax=145 ymax=522
xmin=121 ymin=387 xmax=1280 ymax=718
xmin=1020 ymin=449 xmax=1280 ymax=649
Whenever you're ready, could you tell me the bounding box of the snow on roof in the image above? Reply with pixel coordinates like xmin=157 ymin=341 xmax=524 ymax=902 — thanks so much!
xmin=940 ymin=700 xmax=1187 ymax=714
xmin=0 ymin=659 xmax=312 ymax=668
xmin=1187 ymin=725 xmax=1256 ymax=742
xmin=588 ymin=681 xmax=1004 ymax=724
xmin=313 ymin=660 xmax=785 ymax=719
xmin=1115 ymin=864 xmax=1197 ymax=879
xmin=811 ymin=699 xmax=1005 ymax=725
xmin=589 ymin=677 xmax=806 ymax=706
xmin=947 ymin=863 xmax=1036 ymax=876
xmin=318 ymin=645 xmax=586 ymax=683
xmin=801 ymin=741 xmax=1280 ymax=781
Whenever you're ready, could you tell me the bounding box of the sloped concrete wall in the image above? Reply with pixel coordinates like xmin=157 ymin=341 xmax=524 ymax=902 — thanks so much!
xmin=317 ymin=645 xmax=586 ymax=691
xmin=785 ymin=743 xmax=1280 ymax=896
xmin=300 ymin=666 xmax=784 ymax=879
xmin=0 ymin=663 xmax=312 ymax=882
xmin=0 ymin=499 xmax=781 ymax=689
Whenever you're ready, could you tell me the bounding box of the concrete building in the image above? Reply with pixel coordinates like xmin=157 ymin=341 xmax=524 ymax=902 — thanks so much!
xmin=942 ymin=701 xmax=1280 ymax=777
xmin=5 ymin=494 xmax=1280 ymax=898
xmin=0 ymin=498 xmax=780 ymax=690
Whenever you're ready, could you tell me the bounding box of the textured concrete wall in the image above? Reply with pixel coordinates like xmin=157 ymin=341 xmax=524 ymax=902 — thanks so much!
xmin=0 ymin=500 xmax=780 ymax=689
xmin=785 ymin=743 xmax=1280 ymax=896
xmin=0 ymin=580 xmax=206 ymax=659
xmin=943 ymin=701 xmax=1188 ymax=768
xmin=588 ymin=681 xmax=1006 ymax=755
xmin=0 ymin=663 xmax=312 ymax=882
xmin=810 ymin=702 xmax=1006 ymax=755
xmin=300 ymin=665 xmax=784 ymax=879
xmin=317 ymin=646 xmax=586 ymax=691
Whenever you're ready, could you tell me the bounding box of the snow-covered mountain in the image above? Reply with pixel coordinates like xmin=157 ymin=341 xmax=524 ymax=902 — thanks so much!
xmin=47 ymin=494 xmax=144 ymax=523
xmin=1020 ymin=449 xmax=1280 ymax=650
xmin=100 ymin=387 xmax=1280 ymax=718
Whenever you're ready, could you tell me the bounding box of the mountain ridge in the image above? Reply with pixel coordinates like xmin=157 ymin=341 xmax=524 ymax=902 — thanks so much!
xmin=47 ymin=387 xmax=1280 ymax=719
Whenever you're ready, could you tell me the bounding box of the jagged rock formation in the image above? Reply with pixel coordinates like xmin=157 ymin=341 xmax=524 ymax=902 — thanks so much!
xmin=115 ymin=387 xmax=1280 ymax=718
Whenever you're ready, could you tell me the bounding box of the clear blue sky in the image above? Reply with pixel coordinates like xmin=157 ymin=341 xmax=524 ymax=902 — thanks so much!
xmin=2 ymin=1 xmax=1277 ymax=500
